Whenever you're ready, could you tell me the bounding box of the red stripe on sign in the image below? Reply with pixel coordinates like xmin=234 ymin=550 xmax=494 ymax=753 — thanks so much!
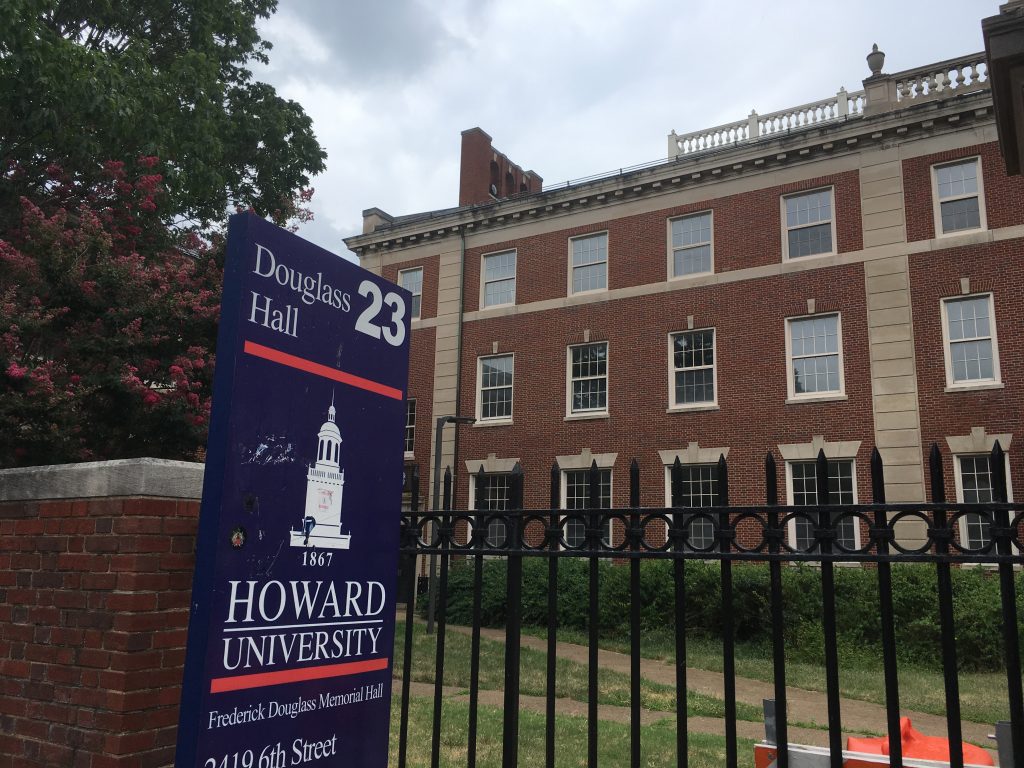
xmin=243 ymin=340 xmax=403 ymax=400
xmin=210 ymin=657 xmax=389 ymax=694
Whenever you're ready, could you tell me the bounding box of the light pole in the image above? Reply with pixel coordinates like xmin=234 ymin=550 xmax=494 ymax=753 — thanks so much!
xmin=426 ymin=414 xmax=475 ymax=634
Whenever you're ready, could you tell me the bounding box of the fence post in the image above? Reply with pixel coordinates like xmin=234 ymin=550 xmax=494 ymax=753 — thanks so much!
xmin=429 ymin=467 xmax=453 ymax=768
xmin=629 ymin=458 xmax=641 ymax=768
xmin=871 ymin=448 xmax=903 ymax=768
xmin=467 ymin=466 xmax=487 ymax=768
xmin=929 ymin=443 xmax=964 ymax=768
xmin=398 ymin=464 xmax=420 ymax=768
xmin=501 ymin=463 xmax=525 ymax=768
xmin=991 ymin=441 xmax=1024 ymax=763
xmin=716 ymin=454 xmax=738 ymax=768
xmin=671 ymin=456 xmax=688 ymax=767
xmin=587 ymin=459 xmax=601 ymax=768
xmin=814 ymin=449 xmax=842 ymax=768
xmin=546 ymin=462 xmax=560 ymax=768
xmin=765 ymin=452 xmax=788 ymax=768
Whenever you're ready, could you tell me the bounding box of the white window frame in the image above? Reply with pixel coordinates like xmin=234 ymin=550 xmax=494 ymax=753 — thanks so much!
xmin=782 ymin=187 xmax=836 ymax=261
xmin=476 ymin=353 xmax=514 ymax=424
xmin=566 ymin=342 xmax=609 ymax=418
xmin=940 ymin=293 xmax=1002 ymax=391
xmin=667 ymin=211 xmax=714 ymax=279
xmin=785 ymin=313 xmax=845 ymax=402
xmin=404 ymin=398 xmax=416 ymax=459
xmin=663 ymin=463 xmax=719 ymax=551
xmin=667 ymin=329 xmax=717 ymax=410
xmin=568 ymin=232 xmax=609 ymax=296
xmin=481 ymin=249 xmax=517 ymax=309
xmin=953 ymin=452 xmax=1013 ymax=551
xmin=932 ymin=157 xmax=987 ymax=237
xmin=468 ymin=472 xmax=513 ymax=550
xmin=785 ymin=458 xmax=861 ymax=551
xmin=561 ymin=467 xmax=613 ymax=549
xmin=398 ymin=267 xmax=423 ymax=320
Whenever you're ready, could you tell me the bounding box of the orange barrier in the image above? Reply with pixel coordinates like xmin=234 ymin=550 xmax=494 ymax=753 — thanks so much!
xmin=847 ymin=717 xmax=993 ymax=766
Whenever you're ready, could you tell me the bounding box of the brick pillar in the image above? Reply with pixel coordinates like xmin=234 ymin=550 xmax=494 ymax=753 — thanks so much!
xmin=0 ymin=459 xmax=203 ymax=768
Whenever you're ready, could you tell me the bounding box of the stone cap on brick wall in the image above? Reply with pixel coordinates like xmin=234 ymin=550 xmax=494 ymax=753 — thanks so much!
xmin=0 ymin=458 xmax=204 ymax=502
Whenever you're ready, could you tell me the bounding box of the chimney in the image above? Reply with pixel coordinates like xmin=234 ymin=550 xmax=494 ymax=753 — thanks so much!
xmin=459 ymin=128 xmax=543 ymax=206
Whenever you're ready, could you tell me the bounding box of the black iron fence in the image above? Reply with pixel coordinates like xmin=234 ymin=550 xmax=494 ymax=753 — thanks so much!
xmin=396 ymin=443 xmax=1024 ymax=768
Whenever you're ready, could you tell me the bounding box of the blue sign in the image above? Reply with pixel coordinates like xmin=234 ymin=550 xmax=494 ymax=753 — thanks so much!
xmin=175 ymin=214 xmax=411 ymax=768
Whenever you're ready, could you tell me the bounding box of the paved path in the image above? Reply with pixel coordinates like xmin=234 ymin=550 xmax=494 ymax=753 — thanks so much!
xmin=423 ymin=624 xmax=998 ymax=750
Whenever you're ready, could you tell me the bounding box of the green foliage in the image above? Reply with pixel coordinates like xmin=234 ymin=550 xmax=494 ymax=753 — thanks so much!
xmin=0 ymin=0 xmax=326 ymax=229
xmin=436 ymin=559 xmax=1024 ymax=672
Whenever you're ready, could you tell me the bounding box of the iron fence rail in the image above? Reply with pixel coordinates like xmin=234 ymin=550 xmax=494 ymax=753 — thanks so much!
xmin=397 ymin=444 xmax=1024 ymax=768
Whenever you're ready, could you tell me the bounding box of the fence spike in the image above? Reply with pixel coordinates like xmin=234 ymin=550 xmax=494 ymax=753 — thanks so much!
xmin=588 ymin=459 xmax=601 ymax=511
xmin=629 ymin=458 xmax=640 ymax=507
xmin=474 ymin=465 xmax=487 ymax=511
xmin=443 ymin=466 xmax=453 ymax=511
xmin=671 ymin=457 xmax=682 ymax=506
xmin=765 ymin=452 xmax=777 ymax=506
xmin=815 ymin=448 xmax=830 ymax=506
xmin=717 ymin=453 xmax=729 ymax=506
xmin=511 ymin=462 xmax=524 ymax=510
xmin=928 ymin=443 xmax=946 ymax=504
xmin=871 ymin=447 xmax=886 ymax=504
xmin=991 ymin=440 xmax=1008 ymax=504
xmin=411 ymin=464 xmax=421 ymax=512
xmin=550 ymin=461 xmax=560 ymax=509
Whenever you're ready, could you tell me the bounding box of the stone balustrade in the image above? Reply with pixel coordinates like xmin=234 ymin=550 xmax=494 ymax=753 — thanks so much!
xmin=668 ymin=50 xmax=990 ymax=159
xmin=892 ymin=52 xmax=989 ymax=105
xmin=669 ymin=87 xmax=864 ymax=158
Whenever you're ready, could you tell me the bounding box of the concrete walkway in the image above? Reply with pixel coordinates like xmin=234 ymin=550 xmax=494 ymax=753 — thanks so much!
xmin=415 ymin=624 xmax=997 ymax=751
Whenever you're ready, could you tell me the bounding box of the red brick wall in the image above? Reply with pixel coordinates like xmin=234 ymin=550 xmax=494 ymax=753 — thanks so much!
xmin=903 ymin=141 xmax=1024 ymax=242
xmin=461 ymin=170 xmax=862 ymax=313
xmin=405 ymin=326 xmax=437 ymax=469
xmin=0 ymin=497 xmax=197 ymax=768
xmin=909 ymin=239 xmax=1024 ymax=501
xmin=381 ymin=254 xmax=440 ymax=321
xmin=456 ymin=263 xmax=876 ymax=515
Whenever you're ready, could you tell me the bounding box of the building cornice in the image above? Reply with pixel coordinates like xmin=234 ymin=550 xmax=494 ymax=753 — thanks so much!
xmin=345 ymin=91 xmax=994 ymax=259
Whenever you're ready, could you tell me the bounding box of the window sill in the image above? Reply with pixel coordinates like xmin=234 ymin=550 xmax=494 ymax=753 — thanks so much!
xmin=944 ymin=381 xmax=1004 ymax=393
xmin=404 ymin=451 xmax=415 ymax=460
xmin=785 ymin=394 xmax=848 ymax=405
xmin=935 ymin=226 xmax=986 ymax=240
xmin=474 ymin=419 xmax=513 ymax=428
xmin=666 ymin=404 xmax=719 ymax=414
xmin=782 ymin=250 xmax=836 ymax=263
xmin=480 ymin=302 xmax=516 ymax=312
xmin=564 ymin=412 xmax=610 ymax=422
xmin=668 ymin=270 xmax=714 ymax=282
xmin=569 ymin=288 xmax=609 ymax=298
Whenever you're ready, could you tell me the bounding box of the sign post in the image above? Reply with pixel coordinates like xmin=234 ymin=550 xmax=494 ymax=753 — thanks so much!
xmin=175 ymin=213 xmax=411 ymax=768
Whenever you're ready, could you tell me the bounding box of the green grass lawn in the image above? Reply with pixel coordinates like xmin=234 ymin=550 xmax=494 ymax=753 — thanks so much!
xmin=525 ymin=626 xmax=1012 ymax=726
xmin=391 ymin=692 xmax=757 ymax=768
xmin=394 ymin=621 xmax=763 ymax=722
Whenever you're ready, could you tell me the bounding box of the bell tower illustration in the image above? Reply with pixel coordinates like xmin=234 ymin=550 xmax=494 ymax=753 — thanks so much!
xmin=289 ymin=394 xmax=350 ymax=549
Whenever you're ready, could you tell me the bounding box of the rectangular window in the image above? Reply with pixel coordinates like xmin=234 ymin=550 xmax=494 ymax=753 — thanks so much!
xmin=787 ymin=314 xmax=843 ymax=399
xmin=398 ymin=267 xmax=423 ymax=320
xmin=670 ymin=329 xmax=715 ymax=407
xmin=670 ymin=212 xmax=712 ymax=277
xmin=668 ymin=464 xmax=717 ymax=550
xmin=563 ymin=468 xmax=612 ymax=548
xmin=478 ymin=354 xmax=513 ymax=422
xmin=472 ymin=473 xmax=511 ymax=548
xmin=568 ymin=342 xmax=608 ymax=415
xmin=404 ymin=399 xmax=416 ymax=456
xmin=788 ymin=460 xmax=858 ymax=551
xmin=956 ymin=455 xmax=994 ymax=549
xmin=783 ymin=188 xmax=834 ymax=259
xmin=482 ymin=250 xmax=516 ymax=308
xmin=570 ymin=233 xmax=608 ymax=294
xmin=942 ymin=295 xmax=1000 ymax=387
xmin=934 ymin=159 xmax=984 ymax=234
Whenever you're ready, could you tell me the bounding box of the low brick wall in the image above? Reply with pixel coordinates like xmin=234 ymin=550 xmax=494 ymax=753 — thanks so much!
xmin=0 ymin=459 xmax=204 ymax=768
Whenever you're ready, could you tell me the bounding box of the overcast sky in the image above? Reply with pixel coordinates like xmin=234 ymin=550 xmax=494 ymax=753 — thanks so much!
xmin=255 ymin=0 xmax=995 ymax=258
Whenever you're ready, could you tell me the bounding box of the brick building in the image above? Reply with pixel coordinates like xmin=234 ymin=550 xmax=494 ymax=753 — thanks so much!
xmin=346 ymin=47 xmax=1021 ymax=552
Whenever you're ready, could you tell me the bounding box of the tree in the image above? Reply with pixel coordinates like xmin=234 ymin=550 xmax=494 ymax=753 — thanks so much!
xmin=0 ymin=0 xmax=327 ymax=230
xmin=0 ymin=157 xmax=222 ymax=466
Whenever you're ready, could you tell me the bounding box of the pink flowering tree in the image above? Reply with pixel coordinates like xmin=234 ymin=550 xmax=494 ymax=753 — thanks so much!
xmin=0 ymin=158 xmax=225 ymax=466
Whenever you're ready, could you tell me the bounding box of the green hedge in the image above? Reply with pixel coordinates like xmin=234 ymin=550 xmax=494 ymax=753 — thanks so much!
xmin=432 ymin=559 xmax=1024 ymax=672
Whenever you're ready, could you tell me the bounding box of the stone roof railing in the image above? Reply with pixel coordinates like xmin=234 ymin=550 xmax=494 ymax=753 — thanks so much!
xmin=668 ymin=50 xmax=989 ymax=159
